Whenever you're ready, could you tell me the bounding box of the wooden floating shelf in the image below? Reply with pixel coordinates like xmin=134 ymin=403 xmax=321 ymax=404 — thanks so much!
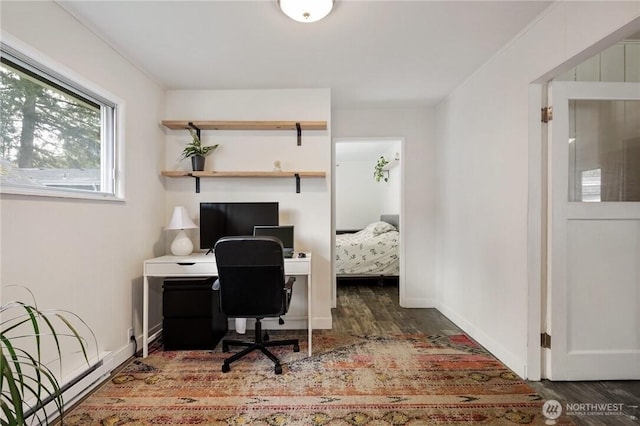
xmin=161 ymin=171 xmax=325 ymax=178
xmin=161 ymin=120 xmax=327 ymax=131
xmin=161 ymin=170 xmax=326 ymax=193
xmin=160 ymin=171 xmax=192 ymax=177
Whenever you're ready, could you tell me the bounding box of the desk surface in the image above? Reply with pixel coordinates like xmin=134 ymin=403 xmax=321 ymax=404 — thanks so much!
xmin=144 ymin=252 xmax=311 ymax=277
xmin=146 ymin=252 xmax=311 ymax=263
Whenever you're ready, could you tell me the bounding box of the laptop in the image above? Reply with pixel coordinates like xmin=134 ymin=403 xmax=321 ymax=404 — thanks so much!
xmin=253 ymin=225 xmax=294 ymax=258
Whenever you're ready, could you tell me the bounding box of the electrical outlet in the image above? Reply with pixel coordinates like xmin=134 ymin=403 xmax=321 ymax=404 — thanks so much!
xmin=127 ymin=328 xmax=134 ymax=340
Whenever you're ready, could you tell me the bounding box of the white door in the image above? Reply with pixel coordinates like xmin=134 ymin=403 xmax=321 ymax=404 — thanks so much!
xmin=548 ymin=81 xmax=640 ymax=380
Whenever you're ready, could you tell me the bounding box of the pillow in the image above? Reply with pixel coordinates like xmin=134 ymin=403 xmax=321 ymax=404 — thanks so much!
xmin=364 ymin=221 xmax=397 ymax=236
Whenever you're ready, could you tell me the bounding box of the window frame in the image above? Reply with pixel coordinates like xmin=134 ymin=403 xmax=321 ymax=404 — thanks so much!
xmin=0 ymin=39 xmax=125 ymax=201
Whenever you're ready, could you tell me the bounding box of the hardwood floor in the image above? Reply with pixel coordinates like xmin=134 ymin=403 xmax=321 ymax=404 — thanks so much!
xmin=331 ymin=282 xmax=640 ymax=426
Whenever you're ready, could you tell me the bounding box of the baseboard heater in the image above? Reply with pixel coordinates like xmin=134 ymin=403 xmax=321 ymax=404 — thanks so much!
xmin=25 ymin=351 xmax=114 ymax=424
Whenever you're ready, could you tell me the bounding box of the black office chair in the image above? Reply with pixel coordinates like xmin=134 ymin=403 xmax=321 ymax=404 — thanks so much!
xmin=213 ymin=236 xmax=300 ymax=374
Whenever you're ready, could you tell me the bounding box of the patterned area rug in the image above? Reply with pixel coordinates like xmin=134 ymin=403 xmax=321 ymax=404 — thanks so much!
xmin=63 ymin=333 xmax=573 ymax=425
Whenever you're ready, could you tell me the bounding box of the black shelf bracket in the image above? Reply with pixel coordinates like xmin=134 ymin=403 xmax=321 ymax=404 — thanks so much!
xmin=295 ymin=173 xmax=301 ymax=193
xmin=185 ymin=173 xmax=201 ymax=193
xmin=296 ymin=122 xmax=301 ymax=146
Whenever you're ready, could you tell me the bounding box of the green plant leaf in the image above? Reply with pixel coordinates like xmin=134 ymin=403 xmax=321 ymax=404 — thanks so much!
xmin=179 ymin=129 xmax=219 ymax=160
xmin=1 ymin=289 xmax=97 ymax=425
xmin=373 ymin=156 xmax=389 ymax=182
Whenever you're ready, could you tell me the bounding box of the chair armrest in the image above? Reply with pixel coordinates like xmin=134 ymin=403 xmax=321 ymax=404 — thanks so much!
xmin=284 ymin=276 xmax=296 ymax=291
xmin=284 ymin=276 xmax=296 ymax=306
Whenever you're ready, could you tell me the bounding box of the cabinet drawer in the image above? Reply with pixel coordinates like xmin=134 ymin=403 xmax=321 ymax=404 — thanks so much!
xmin=145 ymin=261 xmax=216 ymax=275
xmin=163 ymin=281 xmax=216 ymax=317
xmin=284 ymin=260 xmax=310 ymax=275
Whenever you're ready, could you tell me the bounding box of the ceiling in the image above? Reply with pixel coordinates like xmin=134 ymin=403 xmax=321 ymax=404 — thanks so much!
xmin=60 ymin=0 xmax=552 ymax=109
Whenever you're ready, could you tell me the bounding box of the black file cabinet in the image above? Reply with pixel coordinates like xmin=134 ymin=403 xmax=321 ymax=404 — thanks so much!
xmin=162 ymin=278 xmax=227 ymax=350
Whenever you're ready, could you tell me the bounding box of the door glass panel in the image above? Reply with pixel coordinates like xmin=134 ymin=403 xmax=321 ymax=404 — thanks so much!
xmin=568 ymin=99 xmax=640 ymax=201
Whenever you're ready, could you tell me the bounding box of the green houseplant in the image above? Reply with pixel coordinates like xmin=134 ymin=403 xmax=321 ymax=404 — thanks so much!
xmin=179 ymin=128 xmax=219 ymax=171
xmin=1 ymin=286 xmax=96 ymax=425
xmin=373 ymin=156 xmax=389 ymax=182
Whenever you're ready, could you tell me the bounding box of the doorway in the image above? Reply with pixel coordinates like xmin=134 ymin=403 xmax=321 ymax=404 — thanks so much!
xmin=332 ymin=138 xmax=404 ymax=308
xmin=545 ymin=81 xmax=640 ymax=380
xmin=529 ymin=29 xmax=640 ymax=380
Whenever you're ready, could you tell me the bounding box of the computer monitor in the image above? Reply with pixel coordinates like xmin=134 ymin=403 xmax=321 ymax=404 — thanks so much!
xmin=200 ymin=202 xmax=279 ymax=252
xmin=253 ymin=225 xmax=294 ymax=258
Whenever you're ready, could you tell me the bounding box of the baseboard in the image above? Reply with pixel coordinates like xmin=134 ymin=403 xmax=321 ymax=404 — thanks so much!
xmin=436 ymin=302 xmax=527 ymax=378
xmin=400 ymin=297 xmax=436 ymax=308
xmin=228 ymin=316 xmax=307 ymax=331
xmin=34 ymin=351 xmax=114 ymax=424
xmin=312 ymin=315 xmax=332 ymax=329
xmin=225 ymin=315 xmax=333 ymax=331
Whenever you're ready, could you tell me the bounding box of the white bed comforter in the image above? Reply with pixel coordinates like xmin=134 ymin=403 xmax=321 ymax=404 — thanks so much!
xmin=335 ymin=221 xmax=399 ymax=275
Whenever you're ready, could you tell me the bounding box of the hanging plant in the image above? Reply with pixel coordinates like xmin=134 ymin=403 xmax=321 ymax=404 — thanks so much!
xmin=373 ymin=156 xmax=389 ymax=182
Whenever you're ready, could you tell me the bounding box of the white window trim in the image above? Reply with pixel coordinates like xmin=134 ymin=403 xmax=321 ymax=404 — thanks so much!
xmin=0 ymin=32 xmax=126 ymax=202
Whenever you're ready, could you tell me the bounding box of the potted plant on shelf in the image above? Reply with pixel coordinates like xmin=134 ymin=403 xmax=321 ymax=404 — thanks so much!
xmin=180 ymin=128 xmax=219 ymax=171
xmin=1 ymin=286 xmax=97 ymax=425
xmin=373 ymin=156 xmax=389 ymax=182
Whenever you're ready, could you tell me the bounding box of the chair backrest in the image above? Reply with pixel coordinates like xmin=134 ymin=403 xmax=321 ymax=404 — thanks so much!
xmin=214 ymin=236 xmax=287 ymax=318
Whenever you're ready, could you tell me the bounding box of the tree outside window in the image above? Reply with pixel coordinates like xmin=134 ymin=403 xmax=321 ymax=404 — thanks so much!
xmin=0 ymin=46 xmax=117 ymax=196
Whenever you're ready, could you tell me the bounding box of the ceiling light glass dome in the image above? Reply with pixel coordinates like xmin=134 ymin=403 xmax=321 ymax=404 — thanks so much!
xmin=279 ymin=0 xmax=334 ymax=23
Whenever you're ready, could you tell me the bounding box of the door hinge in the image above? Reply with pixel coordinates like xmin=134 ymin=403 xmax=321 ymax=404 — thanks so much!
xmin=540 ymin=332 xmax=551 ymax=349
xmin=541 ymin=106 xmax=553 ymax=123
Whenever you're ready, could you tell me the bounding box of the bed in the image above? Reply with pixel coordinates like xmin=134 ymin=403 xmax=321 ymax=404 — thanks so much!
xmin=335 ymin=214 xmax=399 ymax=284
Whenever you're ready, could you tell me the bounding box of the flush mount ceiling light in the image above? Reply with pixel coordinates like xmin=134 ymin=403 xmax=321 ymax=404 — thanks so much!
xmin=279 ymin=0 xmax=334 ymax=23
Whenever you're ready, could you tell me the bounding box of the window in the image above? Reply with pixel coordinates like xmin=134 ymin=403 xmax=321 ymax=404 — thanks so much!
xmin=567 ymin=99 xmax=640 ymax=202
xmin=580 ymin=168 xmax=601 ymax=202
xmin=0 ymin=43 xmax=120 ymax=199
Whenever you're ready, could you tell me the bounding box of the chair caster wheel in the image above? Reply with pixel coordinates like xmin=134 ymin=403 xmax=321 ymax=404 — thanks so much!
xmin=263 ymin=333 xmax=270 ymax=342
xmin=293 ymin=344 xmax=300 ymax=352
xmin=274 ymin=364 xmax=282 ymax=375
xmin=222 ymin=363 xmax=230 ymax=373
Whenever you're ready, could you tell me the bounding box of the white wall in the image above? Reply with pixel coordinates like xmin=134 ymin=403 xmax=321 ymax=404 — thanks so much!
xmin=435 ymin=1 xmax=640 ymax=378
xmin=335 ymin=158 xmax=384 ymax=229
xmin=0 ymin=0 xmax=165 ymax=380
xmin=335 ymin=140 xmax=401 ymax=230
xmin=162 ymin=89 xmax=332 ymax=329
xmin=382 ymin=145 xmax=402 ymax=215
xmin=333 ymin=108 xmax=436 ymax=307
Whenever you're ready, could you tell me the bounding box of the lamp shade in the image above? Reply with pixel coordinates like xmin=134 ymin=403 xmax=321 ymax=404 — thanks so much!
xmin=166 ymin=206 xmax=197 ymax=231
xmin=279 ymin=0 xmax=333 ymax=23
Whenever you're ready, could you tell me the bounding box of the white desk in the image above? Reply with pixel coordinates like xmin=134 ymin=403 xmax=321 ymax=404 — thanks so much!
xmin=142 ymin=252 xmax=312 ymax=358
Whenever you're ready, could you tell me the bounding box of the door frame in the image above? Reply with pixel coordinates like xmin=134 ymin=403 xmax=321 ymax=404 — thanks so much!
xmin=547 ymin=81 xmax=640 ymax=380
xmin=528 ymin=21 xmax=640 ymax=380
xmin=527 ymin=84 xmax=546 ymax=381
xmin=332 ymin=137 xmax=406 ymax=309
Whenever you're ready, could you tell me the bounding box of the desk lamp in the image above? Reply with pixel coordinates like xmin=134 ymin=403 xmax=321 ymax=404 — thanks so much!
xmin=166 ymin=206 xmax=198 ymax=256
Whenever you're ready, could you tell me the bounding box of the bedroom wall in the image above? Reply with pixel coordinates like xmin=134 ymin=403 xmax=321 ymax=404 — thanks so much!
xmin=0 ymin=0 xmax=165 ymax=378
xmin=382 ymin=144 xmax=401 ymax=215
xmin=162 ymin=89 xmax=332 ymax=329
xmin=434 ymin=1 xmax=640 ymax=378
xmin=333 ymin=108 xmax=436 ymax=307
xmin=335 ymin=140 xmax=401 ymax=230
xmin=335 ymin=157 xmax=385 ymax=230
